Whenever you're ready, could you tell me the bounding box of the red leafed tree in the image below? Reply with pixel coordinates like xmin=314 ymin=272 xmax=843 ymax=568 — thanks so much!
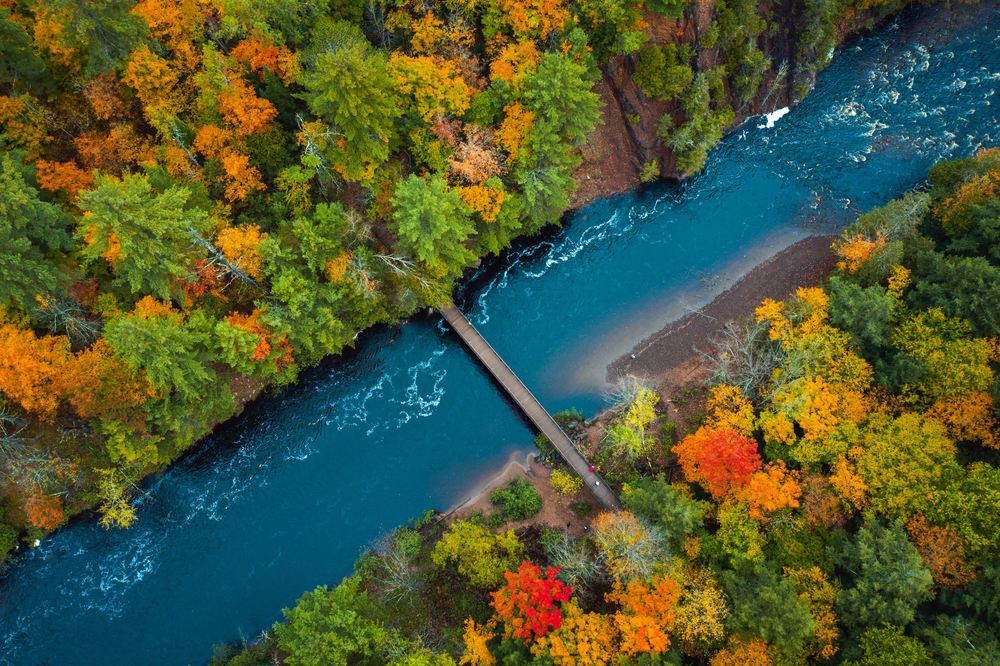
xmin=673 ymin=427 xmax=762 ymax=499
xmin=24 ymin=490 xmax=65 ymax=529
xmin=176 ymin=259 xmax=227 ymax=306
xmin=492 ymin=561 xmax=573 ymax=640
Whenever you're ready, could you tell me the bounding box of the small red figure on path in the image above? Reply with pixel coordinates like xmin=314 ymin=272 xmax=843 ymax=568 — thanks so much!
xmin=588 ymin=466 xmax=595 ymax=471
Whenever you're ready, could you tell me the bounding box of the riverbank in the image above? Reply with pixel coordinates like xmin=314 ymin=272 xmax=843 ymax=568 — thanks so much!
xmin=444 ymin=451 xmax=596 ymax=535
xmin=607 ymin=234 xmax=838 ymax=389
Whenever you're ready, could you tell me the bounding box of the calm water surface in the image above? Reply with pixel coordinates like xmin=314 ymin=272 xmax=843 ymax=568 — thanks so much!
xmin=2 ymin=3 xmax=999 ymax=664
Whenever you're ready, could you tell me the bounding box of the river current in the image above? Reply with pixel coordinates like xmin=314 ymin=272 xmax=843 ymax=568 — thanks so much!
xmin=2 ymin=3 xmax=999 ymax=664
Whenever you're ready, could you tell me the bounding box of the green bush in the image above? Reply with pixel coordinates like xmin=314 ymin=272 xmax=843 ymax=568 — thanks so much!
xmin=570 ymin=501 xmax=593 ymax=517
xmin=639 ymin=160 xmax=660 ymax=183
xmin=659 ymin=421 xmax=678 ymax=444
xmin=0 ymin=523 xmax=18 ymax=561
xmin=684 ymin=411 xmax=707 ymax=426
xmin=634 ymin=44 xmax=694 ymax=101
xmin=534 ymin=433 xmax=553 ymax=455
xmin=553 ymin=408 xmax=584 ymax=429
xmin=486 ymin=511 xmax=507 ymax=529
xmin=489 ymin=477 xmax=542 ymax=521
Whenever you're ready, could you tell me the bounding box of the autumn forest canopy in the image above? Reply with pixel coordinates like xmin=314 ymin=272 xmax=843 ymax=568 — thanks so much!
xmin=2 ymin=0 xmax=1000 ymax=661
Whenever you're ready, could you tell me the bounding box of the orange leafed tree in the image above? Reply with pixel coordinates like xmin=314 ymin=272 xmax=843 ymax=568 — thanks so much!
xmin=194 ymin=124 xmax=234 ymax=161
xmin=828 ymin=456 xmax=869 ymax=516
xmin=216 ymin=224 xmax=267 ymax=279
xmin=325 ymin=251 xmax=353 ymax=283
xmin=217 ymin=78 xmax=278 ymax=135
xmin=133 ymin=295 xmax=177 ymax=319
xmin=499 ymin=0 xmax=570 ymax=40
xmin=409 ymin=11 xmax=445 ymax=55
xmin=74 ymin=124 xmax=153 ymax=174
xmin=735 ymin=462 xmax=802 ymax=520
xmin=80 ymin=73 xmax=127 ymax=121
xmin=32 ymin=9 xmax=80 ymax=71
xmin=833 ymin=231 xmax=886 ymax=273
xmin=24 ymin=490 xmax=65 ymax=529
xmin=226 ymin=310 xmax=272 ymax=361
xmin=0 ymin=323 xmax=74 ymax=420
xmin=927 ymin=392 xmax=998 ymax=449
xmin=230 ymin=37 xmax=300 ymax=84
xmin=706 ymin=384 xmax=756 ymax=436
xmin=531 ymin=601 xmax=617 ymax=666
xmin=906 ymin=515 xmax=978 ymax=589
xmin=709 ymin=637 xmax=773 ymax=666
xmin=35 ymin=160 xmax=95 ymax=203
xmin=496 ymin=103 xmax=535 ymax=163
xmin=607 ymin=575 xmax=679 ymax=656
xmin=673 ymin=427 xmax=762 ymax=499
xmin=220 ymin=151 xmax=266 ymax=201
xmin=62 ymin=339 xmax=158 ymax=429
xmin=131 ymin=0 xmax=204 ymax=47
xmin=461 ymin=618 xmax=497 ymax=666
xmin=449 ymin=125 xmax=506 ymax=184
xmin=798 ymin=472 xmax=846 ymax=529
xmin=123 ymin=45 xmax=181 ymax=117
xmin=460 ymin=185 xmax=506 ymax=222
xmin=490 ymin=41 xmax=540 ymax=91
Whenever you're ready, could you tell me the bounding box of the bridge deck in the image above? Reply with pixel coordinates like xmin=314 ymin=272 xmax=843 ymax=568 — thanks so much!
xmin=438 ymin=304 xmax=622 ymax=512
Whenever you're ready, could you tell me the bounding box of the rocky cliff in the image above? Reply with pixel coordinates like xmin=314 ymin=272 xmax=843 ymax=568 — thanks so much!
xmin=567 ymin=0 xmax=904 ymax=206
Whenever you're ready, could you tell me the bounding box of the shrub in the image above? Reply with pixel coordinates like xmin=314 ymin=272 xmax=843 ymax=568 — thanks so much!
xmin=570 ymin=501 xmax=593 ymax=517
xmin=487 ymin=511 xmax=507 ymax=528
xmin=541 ymin=529 xmax=601 ymax=590
xmin=634 ymin=44 xmax=694 ymax=101
xmin=432 ymin=519 xmax=522 ymax=588
xmin=550 ymin=468 xmax=584 ymax=499
xmin=0 ymin=523 xmax=18 ymax=560
xmin=490 ymin=477 xmax=542 ymax=521
xmin=639 ymin=160 xmax=660 ymax=183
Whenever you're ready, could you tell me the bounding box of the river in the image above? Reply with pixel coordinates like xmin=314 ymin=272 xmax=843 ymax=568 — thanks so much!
xmin=2 ymin=3 xmax=999 ymax=664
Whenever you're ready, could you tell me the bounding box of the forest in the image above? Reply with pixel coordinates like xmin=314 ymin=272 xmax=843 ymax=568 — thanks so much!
xmin=208 ymin=150 xmax=1000 ymax=666
xmin=0 ymin=0 xmax=911 ymax=547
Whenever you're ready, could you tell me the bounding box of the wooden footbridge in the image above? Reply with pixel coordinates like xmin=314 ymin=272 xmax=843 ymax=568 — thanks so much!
xmin=438 ymin=304 xmax=622 ymax=512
